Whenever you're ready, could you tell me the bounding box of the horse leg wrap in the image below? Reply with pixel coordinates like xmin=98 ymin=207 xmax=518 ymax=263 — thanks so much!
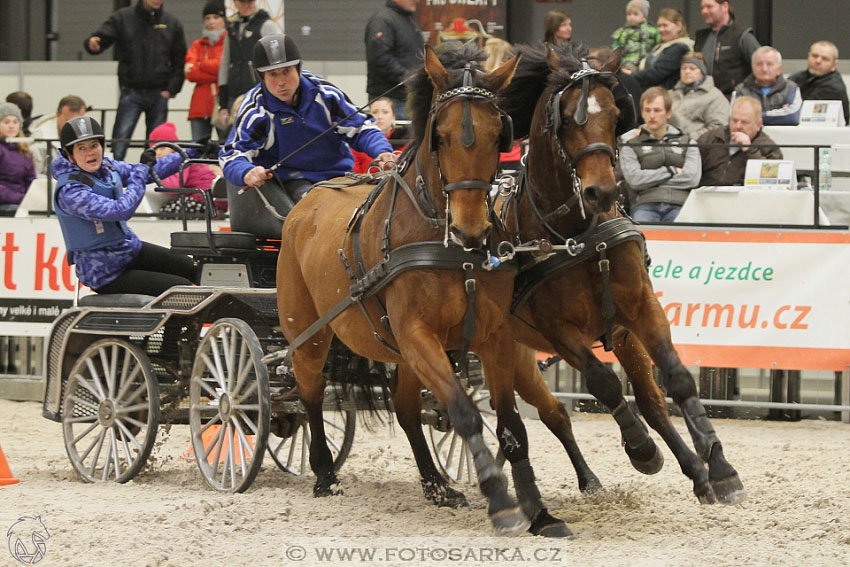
xmin=612 ymin=401 xmax=650 ymax=449
xmin=511 ymin=459 xmax=545 ymax=522
xmin=681 ymin=396 xmax=720 ymax=461
xmin=467 ymin=434 xmax=505 ymax=491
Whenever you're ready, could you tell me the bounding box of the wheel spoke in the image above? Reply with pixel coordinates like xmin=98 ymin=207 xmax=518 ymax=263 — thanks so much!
xmin=232 ymin=403 xmax=260 ymax=412
xmin=196 ymin=376 xmax=222 ymax=400
xmin=74 ymin=375 xmax=101 ymax=400
xmin=121 ymin=381 xmax=149 ymax=408
xmin=84 ymin=358 xmax=107 ymax=399
xmin=78 ymin=426 xmax=105 ymax=461
xmin=224 ymin=330 xmax=237 ymax=393
xmin=123 ymin=415 xmax=147 ymax=430
xmin=236 ymin=411 xmax=259 ymax=436
xmin=109 ymin=428 xmax=122 ymax=479
xmin=100 ymin=432 xmax=113 ymax=481
xmin=201 ymin=352 xmax=226 ymax=392
xmin=68 ymin=394 xmax=99 ymax=413
xmin=234 ymin=380 xmax=258 ymax=404
xmin=115 ymin=363 xmax=142 ymax=402
xmin=210 ymin=333 xmax=228 ymax=391
xmin=199 ymin=414 xmax=222 ymax=435
xmin=115 ymin=402 xmax=150 ymax=415
xmin=232 ymin=419 xmax=252 ymax=477
xmin=115 ymin=419 xmax=144 ymax=452
xmin=204 ymin=421 xmax=227 ymax=463
xmin=116 ymin=425 xmax=135 ymax=471
xmin=66 ymin=414 xmax=98 ymax=424
xmin=72 ymin=421 xmax=100 ymax=445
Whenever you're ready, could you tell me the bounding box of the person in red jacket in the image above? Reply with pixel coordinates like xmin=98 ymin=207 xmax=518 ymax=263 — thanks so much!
xmin=186 ymin=1 xmax=227 ymax=141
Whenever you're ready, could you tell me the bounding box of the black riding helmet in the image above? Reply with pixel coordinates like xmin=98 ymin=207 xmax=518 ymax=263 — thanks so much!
xmin=252 ymin=33 xmax=301 ymax=76
xmin=60 ymin=115 xmax=105 ymax=158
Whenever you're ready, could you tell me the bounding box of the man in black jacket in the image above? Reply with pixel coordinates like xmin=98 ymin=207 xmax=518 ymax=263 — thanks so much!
xmin=788 ymin=41 xmax=849 ymax=125
xmin=365 ymin=0 xmax=424 ymax=119
xmin=85 ymin=0 xmax=186 ymax=161
xmin=693 ymin=0 xmax=759 ymax=97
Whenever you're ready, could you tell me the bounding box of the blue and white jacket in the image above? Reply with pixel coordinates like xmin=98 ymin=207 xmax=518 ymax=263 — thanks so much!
xmin=51 ymin=152 xmax=189 ymax=290
xmin=220 ymin=70 xmax=393 ymax=187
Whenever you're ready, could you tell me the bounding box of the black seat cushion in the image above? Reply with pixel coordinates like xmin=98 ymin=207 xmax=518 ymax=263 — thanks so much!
xmin=170 ymin=231 xmax=258 ymax=250
xmin=79 ymin=294 xmax=155 ymax=308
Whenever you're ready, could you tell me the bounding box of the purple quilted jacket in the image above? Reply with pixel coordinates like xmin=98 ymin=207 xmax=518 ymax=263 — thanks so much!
xmin=0 ymin=141 xmax=36 ymax=205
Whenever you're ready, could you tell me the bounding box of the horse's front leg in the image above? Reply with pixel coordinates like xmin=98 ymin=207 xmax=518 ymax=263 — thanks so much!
xmin=511 ymin=342 xmax=602 ymax=494
xmin=481 ymin=341 xmax=571 ymax=538
xmin=628 ymin=298 xmax=746 ymax=504
xmin=396 ymin=321 xmax=529 ymax=536
xmin=290 ymin=333 xmax=338 ymax=496
xmin=612 ymin=328 xmax=714 ymax=503
xmin=392 ymin=363 xmax=468 ymax=508
xmin=548 ymin=327 xmax=664 ymax=476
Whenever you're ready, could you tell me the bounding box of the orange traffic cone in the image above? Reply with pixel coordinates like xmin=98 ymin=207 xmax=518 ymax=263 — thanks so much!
xmin=180 ymin=425 xmax=254 ymax=464
xmin=0 ymin=442 xmax=20 ymax=486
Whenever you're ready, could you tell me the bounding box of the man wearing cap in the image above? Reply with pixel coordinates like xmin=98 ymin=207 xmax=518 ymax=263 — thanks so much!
xmin=84 ymin=0 xmax=187 ymax=161
xmin=219 ymin=34 xmax=394 ymax=239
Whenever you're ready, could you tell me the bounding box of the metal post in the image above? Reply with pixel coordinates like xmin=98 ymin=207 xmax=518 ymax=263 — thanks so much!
xmin=842 ymin=366 xmax=850 ymax=424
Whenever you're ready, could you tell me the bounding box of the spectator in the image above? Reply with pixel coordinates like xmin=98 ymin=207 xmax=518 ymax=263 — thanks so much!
xmin=84 ymin=0 xmax=187 ymax=161
xmin=352 ymin=97 xmax=407 ymax=173
xmin=0 ymin=102 xmax=36 ymax=216
xmin=697 ymin=96 xmax=782 ymax=186
xmin=147 ymin=122 xmax=225 ymax=219
xmin=620 ymin=87 xmax=700 ymax=222
xmin=29 ymin=95 xmax=87 ymax=176
xmin=5 ymin=92 xmax=37 ymax=135
xmin=731 ymin=47 xmax=802 ymax=126
xmin=52 ymin=115 xmax=197 ymax=295
xmin=670 ymin=52 xmax=729 ymax=139
xmin=611 ymin=0 xmax=659 ymax=71
xmin=693 ymin=0 xmax=760 ymax=97
xmin=220 ymin=34 xmax=394 ymax=239
xmin=217 ymin=0 xmax=281 ymax=128
xmin=626 ymin=8 xmax=694 ymax=91
xmin=788 ymin=41 xmax=849 ymax=125
xmin=543 ymin=10 xmax=572 ymax=46
xmin=186 ymin=0 xmax=228 ymax=141
xmin=365 ymin=0 xmax=425 ymax=120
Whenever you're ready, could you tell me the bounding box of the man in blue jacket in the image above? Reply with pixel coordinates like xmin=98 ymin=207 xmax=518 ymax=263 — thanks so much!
xmin=220 ymin=34 xmax=394 ymax=239
xmin=85 ymin=0 xmax=187 ymax=161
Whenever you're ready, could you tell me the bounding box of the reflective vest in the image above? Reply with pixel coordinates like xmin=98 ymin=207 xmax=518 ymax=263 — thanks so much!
xmin=54 ymin=167 xmax=128 ymax=264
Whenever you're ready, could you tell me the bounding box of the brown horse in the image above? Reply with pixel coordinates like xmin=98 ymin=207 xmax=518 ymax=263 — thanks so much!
xmin=276 ymin=44 xmax=535 ymax=535
xmin=495 ymin=43 xmax=746 ymax=504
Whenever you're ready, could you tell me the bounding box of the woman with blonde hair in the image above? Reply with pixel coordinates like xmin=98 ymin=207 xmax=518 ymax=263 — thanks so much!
xmin=0 ymin=102 xmax=36 ymax=216
xmin=626 ymin=7 xmax=694 ymax=90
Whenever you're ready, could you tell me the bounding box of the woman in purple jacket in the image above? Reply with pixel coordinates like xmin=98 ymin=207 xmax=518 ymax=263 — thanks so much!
xmin=0 ymin=102 xmax=36 ymax=216
xmin=51 ymin=115 xmax=197 ymax=295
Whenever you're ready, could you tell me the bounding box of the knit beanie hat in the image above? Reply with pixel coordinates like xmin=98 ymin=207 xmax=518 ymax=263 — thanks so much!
xmin=681 ymin=54 xmax=708 ymax=76
xmin=0 ymin=102 xmax=23 ymax=124
xmin=149 ymin=122 xmax=178 ymax=146
xmin=627 ymin=0 xmax=650 ymax=19
xmin=203 ymin=0 xmax=226 ymax=18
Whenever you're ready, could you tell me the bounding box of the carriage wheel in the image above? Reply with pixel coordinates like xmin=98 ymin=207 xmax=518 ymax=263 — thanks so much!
xmin=428 ymin=384 xmax=505 ymax=486
xmin=62 ymin=338 xmax=160 ymax=484
xmin=267 ymin=407 xmax=356 ymax=475
xmin=189 ymin=318 xmax=270 ymax=493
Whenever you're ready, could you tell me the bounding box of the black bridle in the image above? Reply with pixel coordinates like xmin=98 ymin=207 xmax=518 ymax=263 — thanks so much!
xmin=543 ymin=61 xmax=620 ymax=220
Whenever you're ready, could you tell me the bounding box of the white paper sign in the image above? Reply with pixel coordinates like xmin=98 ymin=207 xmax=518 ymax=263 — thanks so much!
xmin=744 ymin=159 xmax=797 ymax=190
xmin=800 ymin=100 xmax=846 ymax=127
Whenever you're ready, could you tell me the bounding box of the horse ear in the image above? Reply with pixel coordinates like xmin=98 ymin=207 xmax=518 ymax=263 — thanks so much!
xmin=424 ymin=45 xmax=449 ymax=92
xmin=484 ymin=54 xmax=520 ymax=93
xmin=603 ymin=47 xmax=624 ymax=74
xmin=545 ymin=43 xmax=563 ymax=72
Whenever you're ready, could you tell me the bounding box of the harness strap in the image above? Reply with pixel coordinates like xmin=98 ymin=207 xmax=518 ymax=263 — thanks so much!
xmin=596 ymin=242 xmax=616 ymax=351
xmin=510 ymin=217 xmax=645 ymax=313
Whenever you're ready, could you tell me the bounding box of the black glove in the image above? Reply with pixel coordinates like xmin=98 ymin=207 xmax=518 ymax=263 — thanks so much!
xmin=195 ymin=136 xmax=220 ymax=159
xmin=140 ymin=147 xmax=157 ymax=168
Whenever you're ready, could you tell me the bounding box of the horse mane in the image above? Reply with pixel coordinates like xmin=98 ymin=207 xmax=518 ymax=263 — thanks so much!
xmin=501 ymin=42 xmax=617 ymax=139
xmin=407 ymin=41 xmax=488 ymax=148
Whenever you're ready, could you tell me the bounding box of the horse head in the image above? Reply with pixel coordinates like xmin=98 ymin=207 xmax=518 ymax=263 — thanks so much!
xmin=531 ymin=45 xmax=624 ymax=218
xmin=419 ymin=44 xmax=519 ymax=249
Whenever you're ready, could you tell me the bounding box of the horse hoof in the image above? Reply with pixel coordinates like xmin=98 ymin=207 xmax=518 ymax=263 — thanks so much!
xmin=313 ymin=479 xmax=343 ymax=497
xmin=490 ymin=506 xmax=531 ymax=537
xmin=529 ymin=510 xmax=572 ymax=538
xmin=627 ymin=442 xmax=664 ymax=475
xmin=579 ymin=474 xmax=603 ymax=494
xmin=694 ymin=481 xmax=716 ymax=505
xmin=712 ymin=474 xmax=747 ymax=504
xmin=421 ymin=480 xmax=469 ymax=508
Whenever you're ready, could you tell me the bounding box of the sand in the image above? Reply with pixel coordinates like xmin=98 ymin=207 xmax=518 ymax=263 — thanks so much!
xmin=1 ymin=398 xmax=849 ymax=567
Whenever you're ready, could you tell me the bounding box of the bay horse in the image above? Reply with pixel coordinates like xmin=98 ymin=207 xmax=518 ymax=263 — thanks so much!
xmin=495 ymin=43 xmax=746 ymax=504
xmin=276 ymin=44 xmax=537 ymax=535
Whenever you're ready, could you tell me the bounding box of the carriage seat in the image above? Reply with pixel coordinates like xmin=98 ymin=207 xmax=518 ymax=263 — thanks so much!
xmin=79 ymin=294 xmax=156 ymax=308
xmin=170 ymin=230 xmax=258 ymax=250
